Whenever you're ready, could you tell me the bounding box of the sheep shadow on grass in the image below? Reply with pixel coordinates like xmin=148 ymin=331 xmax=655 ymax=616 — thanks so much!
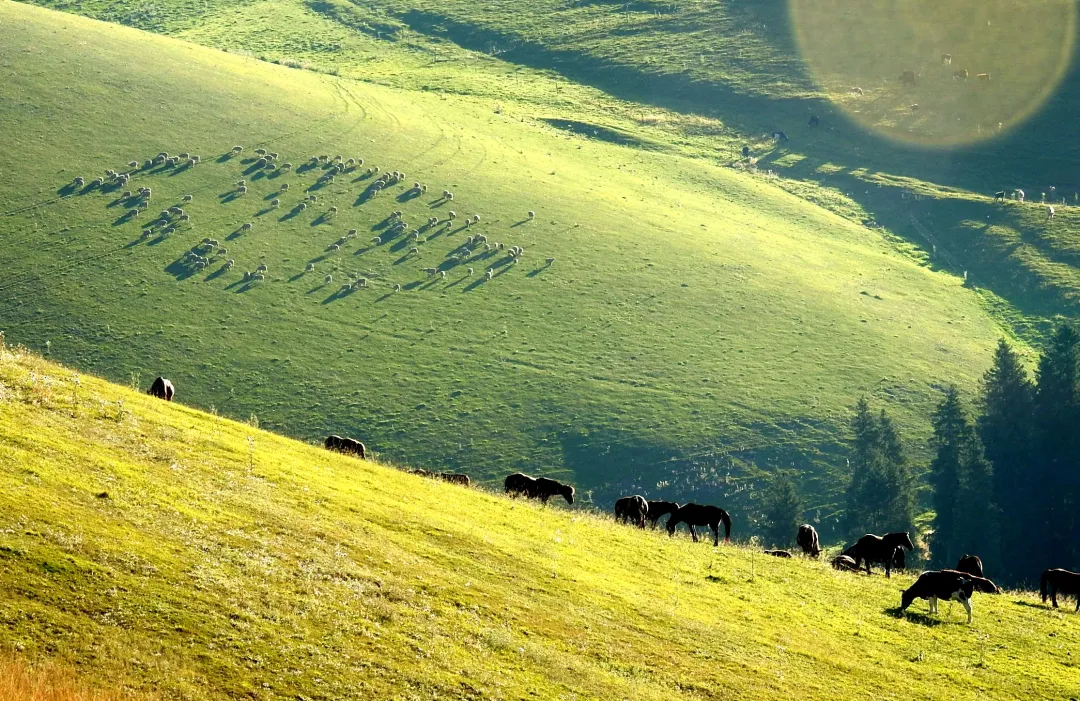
xmin=278 ymin=207 xmax=308 ymax=222
xmin=56 ymin=184 xmax=79 ymax=197
xmin=462 ymin=276 xmax=488 ymax=292
xmin=205 ymin=265 xmax=232 ymax=282
xmin=526 ymin=264 xmax=551 ymax=278
xmin=254 ymin=206 xmax=275 ymax=218
xmin=510 ymin=219 xmax=533 ymax=228
xmin=111 ymin=213 xmax=138 ymax=227
xmin=321 ymin=286 xmax=355 ymax=304
xmin=353 ymin=246 xmax=374 ymax=257
xmin=310 ymin=214 xmax=334 ymax=227
xmin=220 ymin=191 xmax=246 ymax=204
xmin=164 ymin=259 xmax=201 ymax=281
xmin=396 ymin=190 xmax=421 ymax=203
xmin=225 ymin=229 xmax=247 ymax=242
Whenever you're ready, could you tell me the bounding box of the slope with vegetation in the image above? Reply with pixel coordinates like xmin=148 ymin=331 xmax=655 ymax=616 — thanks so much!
xmin=1 ymin=346 xmax=1079 ymax=700
xmin=0 ymin=1 xmax=1014 ymax=532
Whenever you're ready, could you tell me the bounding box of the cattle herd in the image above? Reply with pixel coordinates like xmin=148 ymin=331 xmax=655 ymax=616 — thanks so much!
xmin=142 ymin=375 xmax=1080 ymax=625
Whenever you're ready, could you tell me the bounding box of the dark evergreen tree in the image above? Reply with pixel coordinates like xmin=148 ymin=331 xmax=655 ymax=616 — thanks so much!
xmin=844 ymin=399 xmax=917 ymax=543
xmin=761 ymin=473 xmax=802 ymax=548
xmin=978 ymin=338 xmax=1035 ymax=583
xmin=929 ymin=386 xmax=999 ymax=571
xmin=1034 ymin=325 xmax=1080 ymax=567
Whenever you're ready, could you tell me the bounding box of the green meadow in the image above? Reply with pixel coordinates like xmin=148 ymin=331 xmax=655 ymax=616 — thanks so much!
xmin=1 ymin=346 xmax=1079 ymax=700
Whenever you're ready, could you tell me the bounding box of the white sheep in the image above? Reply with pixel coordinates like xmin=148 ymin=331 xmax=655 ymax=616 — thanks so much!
xmin=527 ymin=211 xmax=535 ymax=220
xmin=1048 ymin=205 xmax=1056 ymax=220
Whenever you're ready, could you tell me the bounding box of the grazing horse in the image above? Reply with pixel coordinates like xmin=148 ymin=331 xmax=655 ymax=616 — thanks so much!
xmin=324 ymin=435 xmax=366 ymax=458
xmin=1041 ymin=569 xmax=1080 ymax=610
xmin=956 ymin=554 xmax=984 ymax=579
xmin=504 ymin=472 xmax=537 ymax=498
xmin=764 ymin=550 xmax=792 ymax=558
xmin=797 ymin=524 xmax=821 ymax=557
xmin=646 ymin=500 xmax=681 ymax=529
xmin=899 ymin=70 xmax=917 ymax=86
xmin=148 ymin=377 xmax=174 ymax=401
xmin=994 ymin=190 xmax=1006 ymax=202
xmin=534 ymin=477 xmax=575 ymax=504
xmin=614 ymin=496 xmax=648 ymax=528
xmin=832 ymin=555 xmax=859 ymax=572
xmin=844 ymin=532 xmax=914 ymax=578
xmin=901 ymin=570 xmax=975 ymax=623
xmin=807 ymin=115 xmax=820 ymax=128
xmin=667 ymin=504 xmax=731 ymax=546
xmin=440 ymin=473 xmax=470 ymax=487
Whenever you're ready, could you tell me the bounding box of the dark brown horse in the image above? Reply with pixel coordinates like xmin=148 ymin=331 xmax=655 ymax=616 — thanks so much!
xmin=325 ymin=435 xmax=366 ymax=458
xmin=646 ymin=501 xmax=680 ymax=529
xmin=667 ymin=504 xmax=731 ymax=546
xmin=797 ymin=524 xmax=821 ymax=557
xmin=901 ymin=570 xmax=975 ymax=623
xmin=956 ymin=554 xmax=984 ymax=579
xmin=504 ymin=472 xmax=537 ymax=498
xmin=1041 ymin=569 xmax=1080 ymax=610
xmin=614 ymin=496 xmax=648 ymax=528
xmin=147 ymin=376 xmax=174 ymax=401
xmin=843 ymin=532 xmax=913 ymax=578
xmin=534 ymin=477 xmax=574 ymax=504
xmin=440 ymin=473 xmax=470 ymax=487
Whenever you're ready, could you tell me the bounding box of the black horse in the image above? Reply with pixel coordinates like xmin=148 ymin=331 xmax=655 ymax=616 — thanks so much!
xmin=956 ymin=554 xmax=984 ymax=579
xmin=832 ymin=555 xmax=859 ymax=572
xmin=1041 ymin=568 xmax=1080 ymax=610
xmin=797 ymin=524 xmax=821 ymax=557
xmin=941 ymin=570 xmax=1001 ymax=594
xmin=148 ymin=376 xmax=174 ymax=401
xmin=667 ymin=504 xmax=731 ymax=546
xmin=325 ymin=434 xmax=366 ymax=459
xmin=614 ymin=496 xmax=648 ymax=528
xmin=504 ymin=472 xmax=536 ymax=498
xmin=843 ymin=532 xmax=913 ymax=578
xmin=504 ymin=473 xmax=574 ymax=504
xmin=646 ymin=501 xmax=680 ymax=529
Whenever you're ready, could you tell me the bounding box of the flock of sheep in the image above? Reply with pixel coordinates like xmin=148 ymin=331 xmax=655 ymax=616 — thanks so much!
xmin=67 ymin=144 xmax=550 ymax=295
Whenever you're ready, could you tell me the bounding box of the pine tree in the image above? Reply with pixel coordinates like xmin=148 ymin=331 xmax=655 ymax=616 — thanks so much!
xmin=1034 ymin=325 xmax=1080 ymax=566
xmin=929 ymin=386 xmax=998 ymax=571
xmin=978 ymin=338 xmax=1035 ymax=584
xmin=761 ymin=473 xmax=802 ymax=548
xmin=844 ymin=399 xmax=917 ymax=542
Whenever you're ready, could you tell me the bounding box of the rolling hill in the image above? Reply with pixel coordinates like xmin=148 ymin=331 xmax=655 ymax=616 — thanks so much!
xmin=0 ymin=0 xmax=1017 ymax=532
xmin=1 ymin=346 xmax=1079 ymax=700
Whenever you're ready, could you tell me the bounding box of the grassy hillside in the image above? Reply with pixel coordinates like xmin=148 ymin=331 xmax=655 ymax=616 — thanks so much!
xmin=29 ymin=0 xmax=1080 ymax=324
xmin=0 ymin=1 xmax=1016 ymax=530
xmin=1 ymin=347 xmax=1079 ymax=700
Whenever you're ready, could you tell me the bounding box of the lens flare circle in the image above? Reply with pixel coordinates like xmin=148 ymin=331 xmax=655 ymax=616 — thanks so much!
xmin=790 ymin=0 xmax=1077 ymax=147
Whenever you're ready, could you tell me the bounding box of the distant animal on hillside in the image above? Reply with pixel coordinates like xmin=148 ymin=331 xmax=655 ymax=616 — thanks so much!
xmin=977 ymin=73 xmax=991 ymax=81
xmin=797 ymin=524 xmax=821 ymax=557
xmin=147 ymin=377 xmax=174 ymax=401
xmin=1048 ymin=205 xmax=1056 ymax=220
xmin=953 ymin=68 xmax=969 ymax=80
xmin=440 ymin=473 xmax=471 ymax=487
xmin=831 ymin=555 xmax=859 ymax=572
xmin=899 ymin=70 xmax=917 ymax=86
xmin=504 ymin=473 xmax=574 ymax=504
xmin=614 ymin=495 xmax=649 ymax=528
xmin=941 ymin=53 xmax=952 ymax=65
xmin=994 ymin=191 xmax=1006 ymax=202
xmin=808 ymin=115 xmax=819 ymax=128
xmin=667 ymin=503 xmax=731 ymax=546
xmin=764 ymin=550 xmax=792 ymax=558
xmin=772 ymin=131 xmax=788 ymax=141
xmin=956 ymin=554 xmax=984 ymax=578
xmin=534 ymin=477 xmax=575 ymax=505
xmin=324 ymin=434 xmax=366 ymax=459
xmin=941 ymin=569 xmax=1001 ymax=594
xmin=646 ymin=500 xmax=681 ymax=529
xmin=900 ymin=570 xmax=975 ymax=623
xmin=741 ymin=145 xmax=750 ymax=158
xmin=1041 ymin=568 xmax=1080 ymax=610
xmin=844 ymin=532 xmax=914 ymax=577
